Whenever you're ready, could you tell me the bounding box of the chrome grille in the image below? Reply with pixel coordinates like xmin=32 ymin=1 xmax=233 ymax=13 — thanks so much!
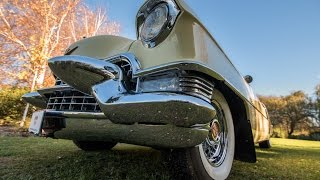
xmin=46 ymin=89 xmax=101 ymax=112
xmin=179 ymin=75 xmax=214 ymax=101
xmin=111 ymin=58 xmax=137 ymax=91
xmin=48 ymin=57 xmax=135 ymax=112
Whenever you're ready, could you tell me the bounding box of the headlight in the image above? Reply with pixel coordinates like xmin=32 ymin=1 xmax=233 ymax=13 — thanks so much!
xmin=138 ymin=71 xmax=181 ymax=92
xmin=137 ymin=70 xmax=215 ymax=102
xmin=136 ymin=0 xmax=180 ymax=48
xmin=141 ymin=3 xmax=169 ymax=41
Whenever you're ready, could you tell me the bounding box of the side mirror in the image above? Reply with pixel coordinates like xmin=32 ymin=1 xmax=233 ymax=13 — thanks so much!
xmin=244 ymin=75 xmax=253 ymax=84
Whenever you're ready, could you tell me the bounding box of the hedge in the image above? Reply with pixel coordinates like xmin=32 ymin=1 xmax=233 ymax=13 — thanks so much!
xmin=0 ymin=87 xmax=30 ymax=121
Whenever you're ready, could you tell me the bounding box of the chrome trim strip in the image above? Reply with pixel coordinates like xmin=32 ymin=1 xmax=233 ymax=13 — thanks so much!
xmin=179 ymin=76 xmax=214 ymax=91
xmin=133 ymin=61 xmax=223 ymax=80
xmin=37 ymin=85 xmax=72 ymax=97
xmin=179 ymin=82 xmax=212 ymax=95
xmin=190 ymin=123 xmax=211 ymax=131
xmin=45 ymin=110 xmax=106 ymax=119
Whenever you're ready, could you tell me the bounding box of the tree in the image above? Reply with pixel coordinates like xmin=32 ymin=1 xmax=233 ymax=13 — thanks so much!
xmin=282 ymin=91 xmax=314 ymax=135
xmin=0 ymin=0 xmax=120 ymax=89
xmin=0 ymin=0 xmax=120 ymax=126
xmin=260 ymin=91 xmax=314 ymax=136
xmin=259 ymin=95 xmax=286 ymax=126
xmin=0 ymin=0 xmax=78 ymax=89
xmin=314 ymin=84 xmax=320 ymax=125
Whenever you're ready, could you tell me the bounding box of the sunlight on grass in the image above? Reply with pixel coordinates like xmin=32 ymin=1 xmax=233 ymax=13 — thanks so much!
xmin=0 ymin=137 xmax=319 ymax=179
xmin=271 ymin=138 xmax=320 ymax=149
xmin=229 ymin=138 xmax=320 ymax=180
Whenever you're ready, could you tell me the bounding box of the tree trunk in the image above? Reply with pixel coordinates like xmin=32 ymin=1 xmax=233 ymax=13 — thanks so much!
xmin=20 ymin=70 xmax=38 ymax=127
xmin=288 ymin=121 xmax=296 ymax=136
xmin=36 ymin=64 xmax=47 ymax=89
xmin=20 ymin=103 xmax=30 ymax=127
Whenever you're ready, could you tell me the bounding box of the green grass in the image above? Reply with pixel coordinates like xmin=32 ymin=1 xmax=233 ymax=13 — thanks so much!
xmin=0 ymin=137 xmax=319 ymax=180
xmin=229 ymin=138 xmax=320 ymax=180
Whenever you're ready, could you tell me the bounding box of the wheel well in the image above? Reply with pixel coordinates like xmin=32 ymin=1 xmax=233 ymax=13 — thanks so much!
xmin=214 ymin=81 xmax=256 ymax=163
xmin=189 ymin=71 xmax=256 ymax=163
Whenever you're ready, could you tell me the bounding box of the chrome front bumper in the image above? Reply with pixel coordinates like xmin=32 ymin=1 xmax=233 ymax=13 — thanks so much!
xmin=54 ymin=118 xmax=208 ymax=148
xmin=41 ymin=109 xmax=211 ymax=148
xmin=23 ymin=53 xmax=216 ymax=148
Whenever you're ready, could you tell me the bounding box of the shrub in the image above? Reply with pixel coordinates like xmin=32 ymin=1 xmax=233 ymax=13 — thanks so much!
xmin=0 ymin=87 xmax=30 ymax=123
xmin=271 ymin=126 xmax=288 ymax=138
xmin=309 ymin=132 xmax=320 ymax=141
xmin=288 ymin=132 xmax=320 ymax=141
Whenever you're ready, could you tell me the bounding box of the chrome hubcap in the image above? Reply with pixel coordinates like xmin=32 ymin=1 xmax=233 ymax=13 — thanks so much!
xmin=202 ymin=103 xmax=228 ymax=167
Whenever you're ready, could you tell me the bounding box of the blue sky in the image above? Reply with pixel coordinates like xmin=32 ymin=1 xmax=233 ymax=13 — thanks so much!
xmin=88 ymin=0 xmax=320 ymax=96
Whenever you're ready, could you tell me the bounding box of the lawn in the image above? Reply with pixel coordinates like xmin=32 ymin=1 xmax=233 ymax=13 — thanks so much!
xmin=0 ymin=137 xmax=319 ymax=180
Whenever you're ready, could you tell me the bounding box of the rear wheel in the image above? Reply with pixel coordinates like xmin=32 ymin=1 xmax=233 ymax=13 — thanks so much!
xmin=73 ymin=140 xmax=117 ymax=151
xmin=170 ymin=90 xmax=235 ymax=180
xmin=259 ymin=140 xmax=271 ymax=149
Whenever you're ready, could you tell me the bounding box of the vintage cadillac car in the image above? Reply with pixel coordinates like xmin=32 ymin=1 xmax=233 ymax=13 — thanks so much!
xmin=23 ymin=0 xmax=271 ymax=179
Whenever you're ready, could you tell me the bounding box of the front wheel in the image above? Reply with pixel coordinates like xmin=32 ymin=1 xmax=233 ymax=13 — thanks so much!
xmin=73 ymin=140 xmax=117 ymax=151
xmin=170 ymin=90 xmax=235 ymax=180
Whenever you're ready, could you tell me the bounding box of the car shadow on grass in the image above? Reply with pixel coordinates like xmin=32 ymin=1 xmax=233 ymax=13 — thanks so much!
xmin=29 ymin=144 xmax=173 ymax=180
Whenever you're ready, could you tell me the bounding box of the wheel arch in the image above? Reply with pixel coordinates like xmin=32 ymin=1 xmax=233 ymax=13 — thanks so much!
xmin=134 ymin=61 xmax=257 ymax=162
xmin=214 ymin=80 xmax=256 ymax=163
xmin=191 ymin=71 xmax=257 ymax=163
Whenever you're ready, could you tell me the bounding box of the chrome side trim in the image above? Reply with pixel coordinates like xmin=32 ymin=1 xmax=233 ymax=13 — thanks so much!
xmin=133 ymin=60 xmax=223 ymax=80
xmin=22 ymin=92 xmax=47 ymax=108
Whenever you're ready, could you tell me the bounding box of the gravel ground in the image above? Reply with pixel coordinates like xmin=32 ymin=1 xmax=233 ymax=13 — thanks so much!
xmin=0 ymin=125 xmax=29 ymax=137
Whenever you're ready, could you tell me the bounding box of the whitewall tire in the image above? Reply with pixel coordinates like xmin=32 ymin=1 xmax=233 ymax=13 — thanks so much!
xmin=169 ymin=90 xmax=235 ymax=180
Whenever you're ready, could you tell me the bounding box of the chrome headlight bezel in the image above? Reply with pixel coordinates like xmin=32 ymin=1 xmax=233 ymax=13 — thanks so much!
xmin=136 ymin=0 xmax=180 ymax=48
xmin=137 ymin=71 xmax=181 ymax=93
xmin=136 ymin=70 xmax=215 ymax=103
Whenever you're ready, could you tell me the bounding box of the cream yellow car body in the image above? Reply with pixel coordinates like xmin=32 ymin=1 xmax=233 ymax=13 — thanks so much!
xmin=23 ymin=1 xmax=271 ymax=174
xmin=64 ymin=0 xmax=270 ymax=144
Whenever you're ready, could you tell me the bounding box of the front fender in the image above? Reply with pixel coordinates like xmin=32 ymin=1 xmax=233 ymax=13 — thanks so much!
xmin=129 ymin=3 xmax=253 ymax=104
xmin=65 ymin=35 xmax=134 ymax=59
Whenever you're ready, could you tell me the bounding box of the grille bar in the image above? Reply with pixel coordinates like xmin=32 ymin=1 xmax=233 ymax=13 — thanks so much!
xmin=179 ymin=75 xmax=214 ymax=101
xmin=46 ymin=89 xmax=101 ymax=112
